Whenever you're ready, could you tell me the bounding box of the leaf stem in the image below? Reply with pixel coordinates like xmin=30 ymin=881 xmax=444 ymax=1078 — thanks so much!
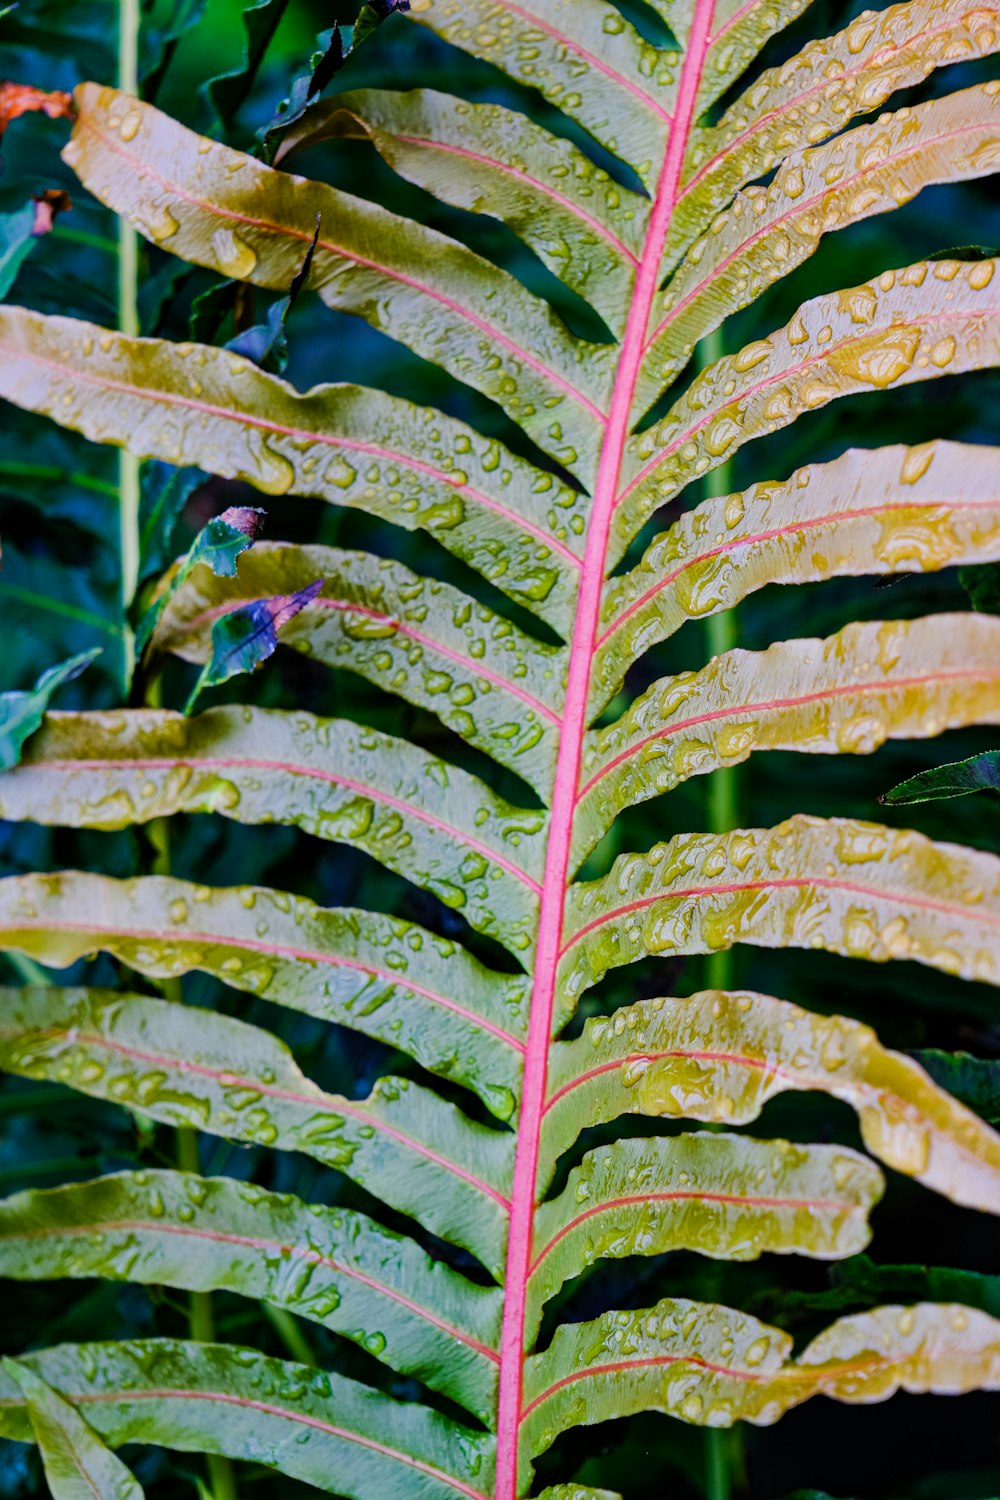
xmin=3 ymin=950 xmax=50 ymax=986
xmin=699 ymin=326 xmax=740 ymax=993
xmin=175 ymin=1123 xmax=238 ymax=1500
xmin=261 ymin=1305 xmax=317 ymax=1367
xmin=118 ymin=0 xmax=140 ymax=681
xmin=698 ymin=328 xmax=743 ymax=1500
xmin=705 ymin=1430 xmax=732 ymax=1500
xmin=142 ymin=694 xmax=238 ymax=1500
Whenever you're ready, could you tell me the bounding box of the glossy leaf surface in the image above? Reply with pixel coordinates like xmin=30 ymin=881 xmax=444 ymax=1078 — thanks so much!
xmin=0 ymin=1170 xmax=501 ymax=1422
xmin=2 ymin=0 xmax=1000 ymax=1494
xmin=544 ymin=990 xmax=1000 ymax=1212
xmin=3 ymin=1358 xmax=146 ymax=1500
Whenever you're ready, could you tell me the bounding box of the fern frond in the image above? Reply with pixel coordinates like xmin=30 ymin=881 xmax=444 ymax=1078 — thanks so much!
xmin=521 ymin=1298 xmax=1000 ymax=1474
xmin=543 ymin=989 xmax=1000 ymax=1209
xmin=275 ymin=89 xmax=648 ymax=334
xmin=0 ymin=986 xmax=512 ymax=1272
xmin=3 ymin=1358 xmax=146 ymax=1499
xmin=0 ymin=310 xmax=584 ymax=629
xmin=594 ymin=441 xmax=1000 ymax=707
xmin=563 ymin=817 xmax=1000 ymax=1019
xmin=3 ymin=706 xmax=546 ymax=951
xmin=2 ymin=0 xmax=1000 ymax=1491
xmin=670 ymin=0 xmax=1000 ymax=273
xmin=577 ymin=615 xmax=1000 ymax=856
xmin=0 ymin=1169 xmax=501 ymax=1421
xmin=621 ymin=257 xmax=1000 ymax=548
xmin=65 ymin=85 xmax=614 ymax=478
xmin=0 ymin=1341 xmax=497 ymax=1499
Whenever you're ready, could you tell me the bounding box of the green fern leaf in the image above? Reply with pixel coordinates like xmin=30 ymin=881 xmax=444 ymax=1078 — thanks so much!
xmin=2 ymin=0 xmax=1000 ymax=1493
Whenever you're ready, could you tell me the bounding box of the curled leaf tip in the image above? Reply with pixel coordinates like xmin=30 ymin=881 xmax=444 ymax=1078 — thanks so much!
xmin=217 ymin=504 xmax=266 ymax=542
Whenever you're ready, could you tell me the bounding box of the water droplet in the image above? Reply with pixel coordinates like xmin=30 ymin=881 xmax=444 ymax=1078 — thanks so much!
xmin=211 ymin=227 xmax=258 ymax=280
xmin=829 ymin=328 xmax=920 ymax=388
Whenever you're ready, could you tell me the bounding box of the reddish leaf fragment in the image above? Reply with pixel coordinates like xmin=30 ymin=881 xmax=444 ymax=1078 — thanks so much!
xmin=218 ymin=505 xmax=266 ymax=542
xmin=30 ymin=190 xmax=72 ymax=237
xmin=0 ymin=84 xmax=73 ymax=137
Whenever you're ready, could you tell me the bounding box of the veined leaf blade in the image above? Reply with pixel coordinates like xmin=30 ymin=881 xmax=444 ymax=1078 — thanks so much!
xmin=0 ymin=649 xmax=100 ymax=770
xmin=672 ymin=0 xmax=1000 ymax=278
xmin=578 ymin=614 xmax=1000 ymax=859
xmin=881 ymin=751 xmax=1000 ymax=804
xmin=2 ymin=704 xmax=546 ymax=953
xmin=619 ymin=258 xmax=1000 ymax=553
xmin=521 ymin=1298 xmax=1000 ymax=1479
xmin=405 ymin=0 xmax=676 ymax=186
xmin=0 ymin=987 xmax=512 ymax=1272
xmin=3 ymin=1357 xmax=145 ymax=1500
xmin=0 ymin=1170 xmax=501 ymax=1423
xmin=544 ymin=989 xmax=1000 ymax=1214
xmin=64 ymin=85 xmax=612 ymax=478
xmin=595 ymin=441 xmax=1000 ymax=710
xmin=0 ymin=308 xmax=584 ymax=631
xmin=0 ymin=871 xmax=527 ymax=1118
xmin=184 ymin=577 xmax=324 ymax=711
xmin=150 ymin=542 xmax=566 ymax=787
xmin=527 ymin=1133 xmax=881 ymax=1333
xmin=0 ymin=1340 xmax=495 ymax=1500
xmin=276 ymin=88 xmax=646 ymax=334
xmin=640 ymin=84 xmax=1000 ymax=407
xmin=561 ymin=816 xmax=1000 ymax=1031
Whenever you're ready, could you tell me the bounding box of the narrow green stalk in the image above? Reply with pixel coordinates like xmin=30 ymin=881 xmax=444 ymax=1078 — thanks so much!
xmin=705 ymin=1430 xmax=732 ymax=1500
xmin=3 ymin=950 xmax=50 ymax=985
xmin=699 ymin=329 xmax=743 ymax=1500
xmin=118 ymin=0 xmax=140 ymax=679
xmin=262 ymin=1305 xmax=317 ymax=1367
xmin=146 ymin=680 xmax=238 ymax=1500
xmin=175 ymin=1121 xmax=238 ymax=1500
xmin=174 ymin=1127 xmax=212 ymax=1351
xmin=699 ymin=326 xmax=740 ymax=994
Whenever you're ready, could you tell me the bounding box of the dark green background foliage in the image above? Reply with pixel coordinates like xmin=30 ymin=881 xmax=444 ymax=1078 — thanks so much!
xmin=0 ymin=0 xmax=998 ymax=1496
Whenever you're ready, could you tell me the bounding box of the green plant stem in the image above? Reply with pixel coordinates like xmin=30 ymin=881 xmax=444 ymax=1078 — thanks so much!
xmin=699 ymin=329 xmax=743 ymax=1500
xmin=262 ymin=1305 xmax=317 ymax=1367
xmin=699 ymin=326 xmax=740 ymax=993
xmin=143 ymin=700 xmax=239 ymax=1500
xmin=118 ymin=0 xmax=140 ymax=680
xmin=705 ymin=1430 xmax=732 ymax=1500
xmin=3 ymin=950 xmax=50 ymax=985
xmin=175 ymin=1120 xmax=238 ymax=1500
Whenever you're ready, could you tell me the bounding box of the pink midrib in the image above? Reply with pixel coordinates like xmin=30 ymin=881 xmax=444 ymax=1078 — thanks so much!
xmin=176 ymin=595 xmax=564 ymax=725
xmin=29 ymin=751 xmax=543 ymax=895
xmin=492 ymin=6 xmax=719 ymax=1497
xmin=1 ymin=913 xmax=524 ymax=1053
xmin=0 ymin=333 xmax=581 ymax=567
xmin=0 ymin=1020 xmax=510 ymax=1207
xmin=579 ymin=665 xmax=1000 ymax=798
xmin=0 ymin=1217 xmax=497 ymax=1362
